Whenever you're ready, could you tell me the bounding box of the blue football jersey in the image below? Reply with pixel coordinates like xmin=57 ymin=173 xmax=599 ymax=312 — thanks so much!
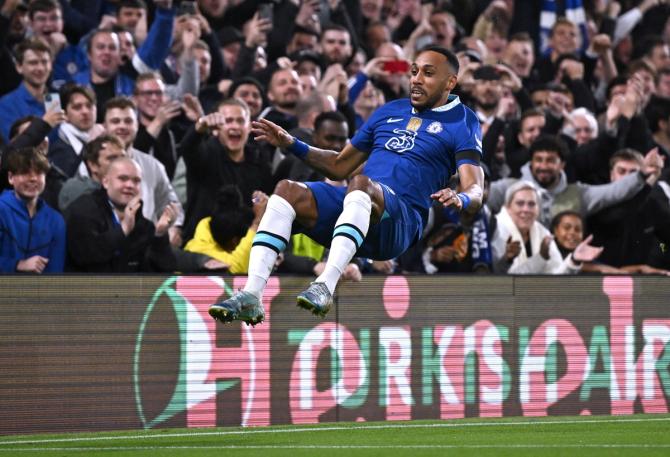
xmin=350 ymin=95 xmax=482 ymax=224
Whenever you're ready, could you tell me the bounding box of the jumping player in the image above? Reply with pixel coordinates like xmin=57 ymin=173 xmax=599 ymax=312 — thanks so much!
xmin=208 ymin=45 xmax=485 ymax=325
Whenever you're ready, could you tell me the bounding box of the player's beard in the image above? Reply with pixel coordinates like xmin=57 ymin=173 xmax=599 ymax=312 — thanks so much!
xmin=410 ymin=89 xmax=444 ymax=111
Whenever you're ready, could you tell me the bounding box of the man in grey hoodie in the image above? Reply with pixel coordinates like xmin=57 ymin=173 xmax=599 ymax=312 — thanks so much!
xmin=487 ymin=135 xmax=664 ymax=227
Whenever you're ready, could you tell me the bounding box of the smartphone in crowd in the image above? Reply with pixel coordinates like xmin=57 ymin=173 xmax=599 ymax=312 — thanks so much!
xmin=258 ymin=2 xmax=274 ymax=22
xmin=383 ymin=60 xmax=410 ymax=74
xmin=44 ymin=92 xmax=61 ymax=112
xmin=177 ymin=1 xmax=197 ymax=16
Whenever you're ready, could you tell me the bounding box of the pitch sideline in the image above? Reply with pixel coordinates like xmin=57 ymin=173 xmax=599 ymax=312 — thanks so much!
xmin=1 ymin=416 xmax=669 ymax=446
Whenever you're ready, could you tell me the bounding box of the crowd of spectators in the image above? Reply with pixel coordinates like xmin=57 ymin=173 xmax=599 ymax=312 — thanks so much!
xmin=0 ymin=0 xmax=669 ymax=277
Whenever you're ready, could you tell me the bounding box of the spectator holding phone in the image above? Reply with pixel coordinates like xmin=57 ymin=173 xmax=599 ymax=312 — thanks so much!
xmin=371 ymin=42 xmax=410 ymax=102
xmin=0 ymin=38 xmax=55 ymax=143
xmin=347 ymin=51 xmax=404 ymax=111
xmin=48 ymin=84 xmax=104 ymax=178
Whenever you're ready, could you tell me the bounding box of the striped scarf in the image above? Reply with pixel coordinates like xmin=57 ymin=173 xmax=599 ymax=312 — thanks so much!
xmin=540 ymin=0 xmax=588 ymax=55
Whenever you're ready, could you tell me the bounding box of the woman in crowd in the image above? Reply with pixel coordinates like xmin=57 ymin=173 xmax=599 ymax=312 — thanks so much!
xmin=492 ymin=181 xmax=601 ymax=274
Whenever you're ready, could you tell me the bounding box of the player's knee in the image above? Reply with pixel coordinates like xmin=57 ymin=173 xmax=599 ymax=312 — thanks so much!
xmin=274 ymin=179 xmax=309 ymax=205
xmin=274 ymin=179 xmax=295 ymax=198
xmin=347 ymin=175 xmax=385 ymax=220
xmin=347 ymin=174 xmax=373 ymax=193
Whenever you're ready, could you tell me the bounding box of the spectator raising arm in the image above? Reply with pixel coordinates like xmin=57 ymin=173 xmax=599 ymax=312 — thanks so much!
xmin=132 ymin=0 xmax=176 ymax=73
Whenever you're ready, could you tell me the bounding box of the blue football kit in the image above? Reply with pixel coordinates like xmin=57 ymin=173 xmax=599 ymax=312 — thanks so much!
xmin=300 ymin=95 xmax=483 ymax=260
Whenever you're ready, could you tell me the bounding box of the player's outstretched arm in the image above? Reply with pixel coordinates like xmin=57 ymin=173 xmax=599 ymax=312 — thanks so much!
xmin=430 ymin=163 xmax=484 ymax=215
xmin=252 ymin=118 xmax=367 ymax=180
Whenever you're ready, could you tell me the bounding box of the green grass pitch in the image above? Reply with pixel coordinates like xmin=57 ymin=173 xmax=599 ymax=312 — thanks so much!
xmin=1 ymin=414 xmax=669 ymax=457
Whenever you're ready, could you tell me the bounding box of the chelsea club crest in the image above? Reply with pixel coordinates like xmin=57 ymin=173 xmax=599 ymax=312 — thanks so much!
xmin=427 ymin=121 xmax=443 ymax=134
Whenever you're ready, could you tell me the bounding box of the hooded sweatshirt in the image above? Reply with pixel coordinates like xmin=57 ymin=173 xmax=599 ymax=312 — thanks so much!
xmin=0 ymin=190 xmax=66 ymax=272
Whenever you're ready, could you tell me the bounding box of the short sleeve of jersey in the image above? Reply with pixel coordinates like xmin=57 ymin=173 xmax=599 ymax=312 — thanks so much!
xmin=454 ymin=108 xmax=483 ymax=168
xmin=350 ymin=102 xmax=396 ymax=153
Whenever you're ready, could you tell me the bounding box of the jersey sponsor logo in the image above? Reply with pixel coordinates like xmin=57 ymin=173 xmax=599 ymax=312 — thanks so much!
xmin=387 ymin=117 xmax=403 ymax=123
xmin=385 ymin=128 xmax=417 ymax=153
xmin=427 ymin=121 xmax=443 ymax=134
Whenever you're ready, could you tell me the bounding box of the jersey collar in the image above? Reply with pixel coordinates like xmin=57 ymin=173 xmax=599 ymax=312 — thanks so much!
xmin=411 ymin=94 xmax=461 ymax=114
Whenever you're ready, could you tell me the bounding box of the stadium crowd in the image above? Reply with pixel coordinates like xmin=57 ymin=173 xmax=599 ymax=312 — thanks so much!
xmin=1 ymin=0 xmax=669 ymax=276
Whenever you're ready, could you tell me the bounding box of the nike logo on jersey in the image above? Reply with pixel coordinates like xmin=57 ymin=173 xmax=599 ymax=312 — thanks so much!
xmin=386 ymin=117 xmax=403 ymax=123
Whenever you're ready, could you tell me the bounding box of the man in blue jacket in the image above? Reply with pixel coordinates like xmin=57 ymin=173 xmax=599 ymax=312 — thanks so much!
xmin=0 ymin=38 xmax=54 ymax=143
xmin=0 ymin=147 xmax=66 ymax=273
xmin=73 ymin=0 xmax=176 ymax=121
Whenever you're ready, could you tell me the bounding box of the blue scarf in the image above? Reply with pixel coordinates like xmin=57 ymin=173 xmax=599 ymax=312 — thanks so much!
xmin=470 ymin=209 xmax=493 ymax=270
xmin=540 ymin=0 xmax=589 ymax=55
xmin=443 ymin=207 xmax=493 ymax=271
